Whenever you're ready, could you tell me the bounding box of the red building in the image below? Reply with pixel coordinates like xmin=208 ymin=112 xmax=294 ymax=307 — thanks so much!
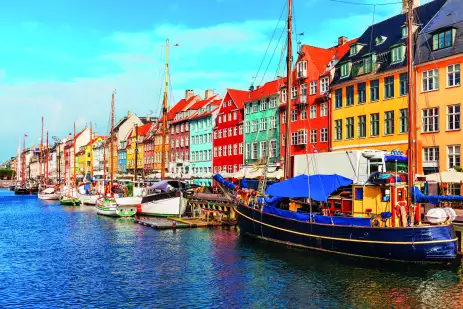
xmin=212 ymin=89 xmax=248 ymax=174
xmin=143 ymin=125 xmax=155 ymax=174
xmin=280 ymin=36 xmax=357 ymax=159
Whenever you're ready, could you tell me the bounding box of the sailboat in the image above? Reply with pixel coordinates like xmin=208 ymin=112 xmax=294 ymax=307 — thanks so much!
xmin=15 ymin=134 xmax=30 ymax=195
xmin=216 ymin=0 xmax=457 ymax=263
xmin=137 ymin=39 xmax=188 ymax=217
xmin=60 ymin=123 xmax=81 ymax=206
xmin=96 ymin=91 xmax=136 ymax=217
xmin=39 ymin=121 xmax=60 ymax=200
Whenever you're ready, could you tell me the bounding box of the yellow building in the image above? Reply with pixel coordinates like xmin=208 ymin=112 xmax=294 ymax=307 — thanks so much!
xmin=126 ymin=123 xmax=152 ymax=175
xmin=414 ymin=10 xmax=463 ymax=175
xmin=85 ymin=136 xmax=103 ymax=176
xmin=76 ymin=147 xmax=86 ymax=176
xmin=330 ymin=1 xmax=445 ymax=155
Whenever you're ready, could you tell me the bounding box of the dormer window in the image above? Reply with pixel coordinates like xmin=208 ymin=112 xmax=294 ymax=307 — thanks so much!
xmin=297 ymin=61 xmax=307 ymax=78
xmin=340 ymin=62 xmax=351 ymax=78
xmin=375 ymin=36 xmax=387 ymax=45
xmin=401 ymin=25 xmax=408 ymax=38
xmin=349 ymin=44 xmax=363 ymax=56
xmin=432 ymin=28 xmax=456 ymax=51
xmin=391 ymin=45 xmax=405 ymax=63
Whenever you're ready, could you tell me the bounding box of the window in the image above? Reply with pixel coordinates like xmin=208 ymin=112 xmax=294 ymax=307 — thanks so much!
xmin=239 ymin=125 xmax=243 ymax=135
xmin=335 ymin=89 xmax=342 ymax=108
xmin=346 ymin=117 xmax=354 ymax=139
xmin=269 ymin=140 xmax=277 ymax=158
xmin=391 ymin=46 xmax=405 ymax=63
xmin=233 ymin=111 xmax=237 ymax=120
xmin=269 ymin=96 xmax=277 ymax=108
xmin=291 ymin=86 xmax=298 ymax=99
xmin=402 ymin=25 xmax=408 ymax=38
xmin=357 ymin=83 xmax=366 ymax=104
xmin=223 ymin=129 xmax=227 ymax=138
xmin=246 ymin=144 xmax=250 ymax=160
xmin=301 ymin=107 xmax=307 ymax=120
xmin=424 ymin=147 xmax=439 ymax=165
xmin=227 ymin=113 xmax=231 ymax=121
xmin=228 ymin=145 xmax=232 ymax=156
xmin=346 ymin=86 xmax=354 ymax=106
xmin=364 ymin=55 xmax=375 ymax=74
xmin=176 ymin=125 xmax=179 ymax=133
xmin=423 ymin=69 xmax=439 ymax=92
xmin=208 ymin=150 xmax=211 ymax=160
xmin=358 ymin=115 xmax=366 ymax=138
xmin=320 ymin=77 xmax=329 ymax=93
xmin=384 ymin=111 xmax=394 ymax=135
xmin=370 ymin=113 xmax=379 ymax=136
xmin=251 ymin=120 xmax=258 ymax=132
xmin=198 ymin=121 xmax=202 ymax=129
xmin=399 ymin=73 xmax=408 ymax=96
xmin=422 ymin=108 xmax=439 ymax=133
xmin=297 ymin=60 xmax=307 ymax=78
xmin=447 ymin=64 xmax=460 ymax=87
xmin=399 ymin=109 xmax=408 ymax=133
xmin=282 ymin=134 xmax=285 ymax=146
xmin=213 ymin=131 xmax=217 ymax=140
xmin=320 ymin=128 xmax=328 ymax=142
xmin=245 ymin=105 xmax=250 ymax=114
xmin=340 ymin=63 xmax=350 ymax=78
xmin=259 ymin=100 xmax=267 ymax=111
xmin=269 ymin=116 xmax=277 ymax=128
xmin=309 ymin=105 xmax=317 ymax=119
xmin=384 ymin=76 xmax=394 ymax=99
xmin=370 ymin=79 xmax=379 ymax=101
xmin=228 ymin=128 xmax=232 ymax=137
xmin=310 ymin=81 xmax=317 ymax=95
xmin=281 ymin=89 xmax=287 ymax=103
xmin=310 ymin=129 xmax=317 ymax=144
xmin=245 ymin=121 xmax=250 ymax=134
xmin=218 ymin=130 xmax=222 ymax=138
xmin=214 ymin=147 xmax=217 ymax=157
xmin=320 ymin=103 xmax=328 ymax=117
xmin=350 ymin=44 xmax=358 ymax=56
xmin=233 ymin=144 xmax=237 ymax=155
xmin=234 ymin=127 xmax=238 ymax=136
xmin=252 ymin=103 xmax=258 ymax=113
xmin=291 ymin=110 xmax=298 ymax=122
xmin=282 ymin=112 xmax=286 ymax=124
xmin=334 ymin=120 xmax=342 ymax=140
xmin=433 ymin=29 xmax=455 ymax=51
xmin=251 ymin=143 xmax=258 ymax=159
xmin=239 ymin=143 xmax=243 ymax=154
xmin=259 ymin=118 xmax=267 ymax=131
xmin=260 ymin=141 xmax=268 ymax=158
xmin=447 ymin=104 xmax=460 ymax=131
xmin=448 ymin=145 xmax=460 ymax=169
xmin=300 ymin=84 xmax=307 ymax=96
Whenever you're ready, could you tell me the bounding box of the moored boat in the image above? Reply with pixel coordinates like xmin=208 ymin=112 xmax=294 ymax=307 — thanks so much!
xmin=96 ymin=197 xmax=136 ymax=217
xmin=59 ymin=196 xmax=81 ymax=206
xmin=38 ymin=187 xmax=60 ymax=200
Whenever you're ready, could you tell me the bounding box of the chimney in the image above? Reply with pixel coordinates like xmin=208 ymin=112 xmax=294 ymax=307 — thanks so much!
xmin=185 ymin=89 xmax=194 ymax=100
xmin=127 ymin=110 xmax=131 ymax=118
xmin=338 ymin=36 xmax=348 ymax=46
xmin=402 ymin=0 xmax=419 ymax=14
xmin=205 ymin=89 xmax=214 ymax=99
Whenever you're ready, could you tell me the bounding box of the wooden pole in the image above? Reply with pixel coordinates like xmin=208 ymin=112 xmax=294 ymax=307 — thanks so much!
xmin=134 ymin=124 xmax=139 ymax=181
xmin=161 ymin=38 xmax=169 ymax=180
xmin=73 ymin=122 xmax=77 ymax=188
xmin=110 ymin=90 xmax=115 ymax=196
xmin=284 ymin=0 xmax=293 ymax=179
xmin=406 ymin=0 xmax=416 ymax=224
xmin=90 ymin=122 xmax=93 ymax=178
xmin=40 ymin=116 xmax=44 ymax=186
xmin=46 ymin=131 xmax=49 ymax=185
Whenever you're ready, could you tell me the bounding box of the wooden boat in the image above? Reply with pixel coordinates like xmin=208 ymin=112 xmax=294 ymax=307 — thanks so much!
xmin=38 ymin=187 xmax=60 ymax=200
xmin=96 ymin=197 xmax=136 ymax=217
xmin=59 ymin=196 xmax=81 ymax=206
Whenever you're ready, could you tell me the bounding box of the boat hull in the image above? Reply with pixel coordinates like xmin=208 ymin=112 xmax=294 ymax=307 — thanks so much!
xmin=139 ymin=197 xmax=185 ymax=217
xmin=14 ymin=188 xmax=30 ymax=195
xmin=115 ymin=196 xmax=142 ymax=206
xmin=59 ymin=198 xmax=81 ymax=206
xmin=79 ymin=194 xmax=99 ymax=205
xmin=96 ymin=200 xmax=136 ymax=217
xmin=235 ymin=204 xmax=457 ymax=263
xmin=38 ymin=193 xmax=60 ymax=200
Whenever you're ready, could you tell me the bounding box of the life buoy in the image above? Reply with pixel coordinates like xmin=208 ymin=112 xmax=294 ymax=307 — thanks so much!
xmin=395 ymin=201 xmax=407 ymax=209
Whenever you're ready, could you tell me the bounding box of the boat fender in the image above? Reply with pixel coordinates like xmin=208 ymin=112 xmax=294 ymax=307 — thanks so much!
xmin=443 ymin=207 xmax=456 ymax=222
xmin=370 ymin=216 xmax=380 ymax=227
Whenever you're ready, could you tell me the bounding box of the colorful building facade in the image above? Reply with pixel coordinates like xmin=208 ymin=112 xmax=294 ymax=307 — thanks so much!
xmin=330 ymin=0 xmax=446 ymax=155
xmin=243 ymin=81 xmax=282 ymax=169
xmin=415 ymin=0 xmax=462 ymax=174
xmin=118 ymin=140 xmax=127 ymax=174
xmin=213 ymin=89 xmax=247 ymax=174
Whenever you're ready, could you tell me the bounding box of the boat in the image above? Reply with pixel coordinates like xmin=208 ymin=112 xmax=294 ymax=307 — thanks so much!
xmin=15 ymin=135 xmax=30 ymax=195
xmin=38 ymin=186 xmax=60 ymax=200
xmin=115 ymin=181 xmax=152 ymax=206
xmin=95 ymin=91 xmax=136 ymax=218
xmin=8 ymin=185 xmax=15 ymax=191
xmin=219 ymin=0 xmax=457 ymax=263
xmin=59 ymin=196 xmax=81 ymax=206
xmin=138 ymin=181 xmax=189 ymax=217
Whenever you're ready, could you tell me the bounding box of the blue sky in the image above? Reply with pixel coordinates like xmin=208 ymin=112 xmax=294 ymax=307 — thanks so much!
xmin=0 ymin=0 xmax=423 ymax=161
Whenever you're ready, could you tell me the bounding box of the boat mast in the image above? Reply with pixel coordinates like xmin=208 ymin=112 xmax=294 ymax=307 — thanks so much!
xmin=406 ymin=0 xmax=415 ymax=218
xmin=46 ymin=131 xmax=49 ymax=185
xmin=134 ymin=124 xmax=138 ymax=181
xmin=103 ymin=139 xmax=107 ymax=190
xmin=110 ymin=90 xmax=115 ymax=195
xmin=284 ymin=0 xmax=293 ymax=179
xmin=90 ymin=122 xmax=93 ymax=178
xmin=40 ymin=116 xmax=44 ymax=186
xmin=73 ymin=122 xmax=77 ymax=188
xmin=22 ymin=134 xmax=26 ymax=186
xmin=17 ymin=137 xmax=21 ymax=182
xmin=161 ymin=38 xmax=169 ymax=180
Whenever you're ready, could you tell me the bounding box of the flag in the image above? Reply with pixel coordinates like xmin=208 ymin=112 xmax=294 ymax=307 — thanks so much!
xmin=24 ymin=134 xmax=28 ymax=137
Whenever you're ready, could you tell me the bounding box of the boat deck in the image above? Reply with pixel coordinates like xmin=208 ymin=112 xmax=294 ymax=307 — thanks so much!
xmin=134 ymin=216 xmax=235 ymax=230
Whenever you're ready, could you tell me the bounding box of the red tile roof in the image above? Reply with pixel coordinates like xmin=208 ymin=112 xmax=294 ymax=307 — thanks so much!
xmin=87 ymin=136 xmax=104 ymax=146
xmin=188 ymin=99 xmax=221 ymax=121
xmin=188 ymin=95 xmax=219 ymax=110
xmin=246 ymin=78 xmax=286 ymax=102
xmin=74 ymin=128 xmax=86 ymax=141
xmin=167 ymin=95 xmax=200 ymax=121
xmin=227 ymin=89 xmax=249 ymax=109
xmin=130 ymin=122 xmax=152 ymax=138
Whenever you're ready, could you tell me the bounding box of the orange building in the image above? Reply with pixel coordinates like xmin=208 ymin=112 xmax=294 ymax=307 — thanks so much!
xmin=415 ymin=0 xmax=462 ymax=175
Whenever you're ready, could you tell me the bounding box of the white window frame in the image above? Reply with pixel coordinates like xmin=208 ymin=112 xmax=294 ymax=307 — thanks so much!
xmin=259 ymin=118 xmax=267 ymax=131
xmin=320 ymin=128 xmax=328 ymax=142
xmin=260 ymin=141 xmax=267 ymax=158
xmin=447 ymin=64 xmax=461 ymax=88
xmin=320 ymin=77 xmax=329 ymax=93
xmin=422 ymin=107 xmax=439 ymax=133
xmin=448 ymin=145 xmax=461 ymax=169
xmin=310 ymin=105 xmax=317 ymax=119
xmin=297 ymin=60 xmax=307 ymax=78
xmin=447 ymin=104 xmax=460 ymax=131
xmin=320 ymin=102 xmax=328 ymax=117
xmin=310 ymin=129 xmax=317 ymax=144
xmin=310 ymin=81 xmax=317 ymax=95
xmin=422 ymin=69 xmax=439 ymax=92
xmin=251 ymin=143 xmax=258 ymax=159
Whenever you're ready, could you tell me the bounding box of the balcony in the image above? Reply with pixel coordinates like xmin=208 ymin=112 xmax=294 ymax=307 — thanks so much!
xmin=295 ymin=95 xmax=308 ymax=107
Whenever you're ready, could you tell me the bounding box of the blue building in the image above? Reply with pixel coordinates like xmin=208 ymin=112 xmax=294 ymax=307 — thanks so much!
xmin=118 ymin=140 xmax=127 ymax=174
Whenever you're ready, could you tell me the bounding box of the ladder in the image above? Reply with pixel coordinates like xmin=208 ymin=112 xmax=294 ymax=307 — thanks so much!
xmin=258 ymin=157 xmax=269 ymax=194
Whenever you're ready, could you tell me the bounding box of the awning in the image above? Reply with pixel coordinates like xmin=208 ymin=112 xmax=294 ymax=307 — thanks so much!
xmin=426 ymin=171 xmax=463 ymax=183
xmin=266 ymin=174 xmax=353 ymax=201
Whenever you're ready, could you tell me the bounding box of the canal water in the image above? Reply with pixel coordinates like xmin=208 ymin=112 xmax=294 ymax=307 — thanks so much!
xmin=0 ymin=189 xmax=462 ymax=308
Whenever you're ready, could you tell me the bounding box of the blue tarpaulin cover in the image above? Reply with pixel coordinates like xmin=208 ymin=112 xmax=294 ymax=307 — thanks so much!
xmin=411 ymin=186 xmax=463 ymax=205
xmin=263 ymin=206 xmax=311 ymax=221
xmin=150 ymin=181 xmax=169 ymax=193
xmin=240 ymin=178 xmax=248 ymax=189
xmin=265 ymin=174 xmax=353 ymax=201
xmin=213 ymin=174 xmax=236 ymax=190
xmin=385 ymin=155 xmax=407 ymax=162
